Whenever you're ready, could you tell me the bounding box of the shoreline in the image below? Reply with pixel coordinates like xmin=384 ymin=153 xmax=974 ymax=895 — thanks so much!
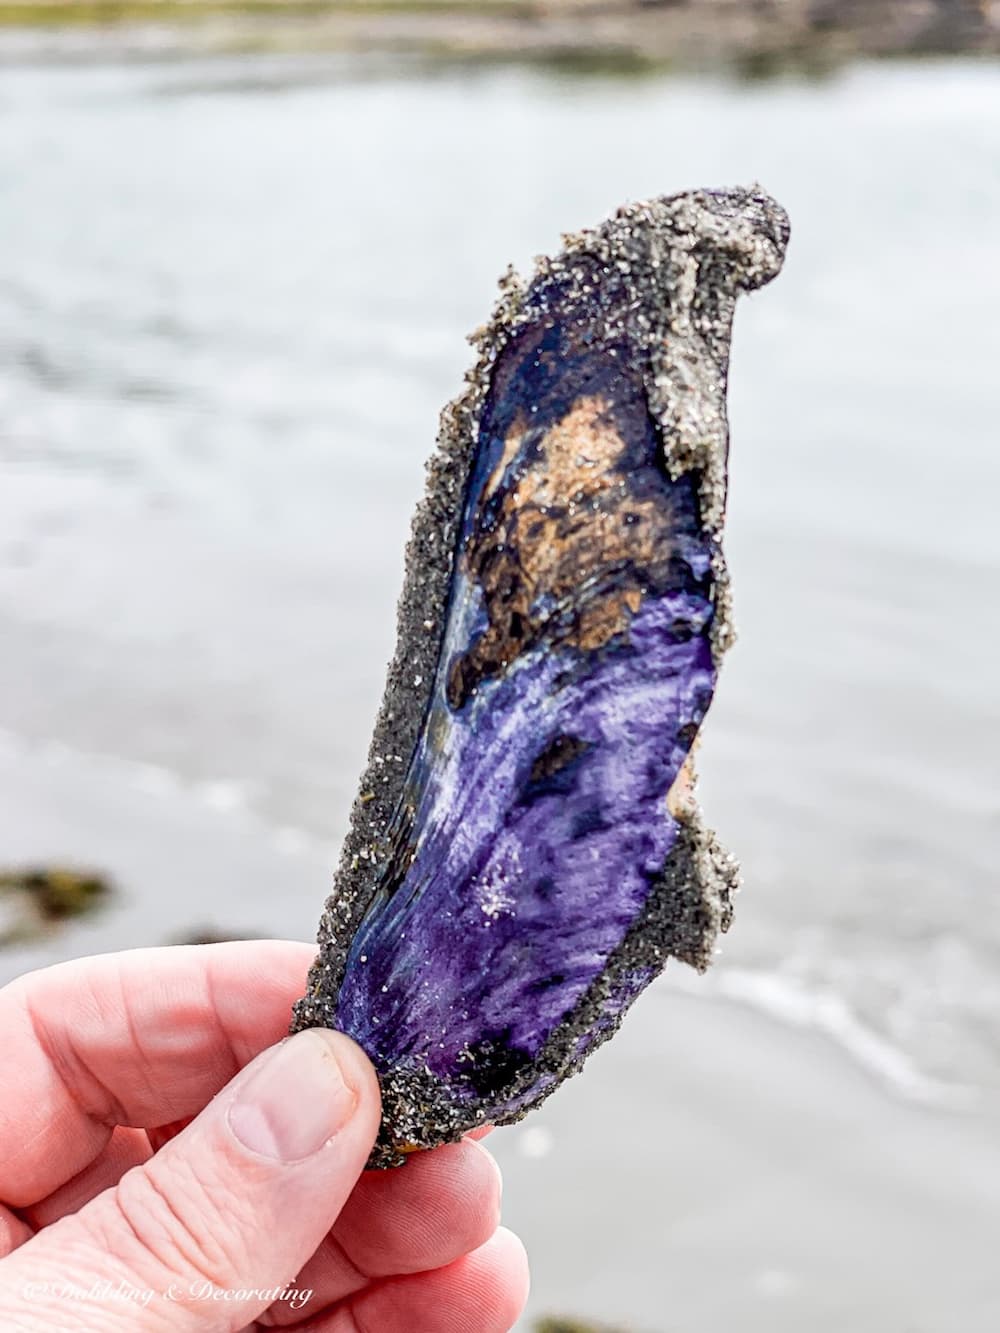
xmin=0 ymin=725 xmax=989 ymax=1116
xmin=1 ymin=734 xmax=999 ymax=1328
xmin=497 ymin=977 xmax=1000 ymax=1331
xmin=2 ymin=1 xmax=999 ymax=69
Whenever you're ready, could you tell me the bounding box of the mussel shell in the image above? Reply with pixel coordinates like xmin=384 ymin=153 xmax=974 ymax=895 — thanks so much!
xmin=293 ymin=188 xmax=789 ymax=1165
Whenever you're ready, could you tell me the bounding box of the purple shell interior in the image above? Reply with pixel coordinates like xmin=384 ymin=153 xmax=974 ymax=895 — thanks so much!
xmin=334 ymin=256 xmax=718 ymax=1115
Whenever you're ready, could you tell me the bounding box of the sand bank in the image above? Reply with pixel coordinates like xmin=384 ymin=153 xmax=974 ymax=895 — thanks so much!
xmin=1 ymin=0 xmax=998 ymax=67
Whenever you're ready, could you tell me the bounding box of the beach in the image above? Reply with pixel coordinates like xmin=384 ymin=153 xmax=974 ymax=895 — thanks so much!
xmin=2 ymin=736 xmax=999 ymax=1330
xmin=497 ymin=992 xmax=1000 ymax=1333
xmin=1 ymin=49 xmax=999 ymax=1331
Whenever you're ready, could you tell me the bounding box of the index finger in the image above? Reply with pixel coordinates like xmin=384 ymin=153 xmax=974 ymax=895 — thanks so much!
xmin=0 ymin=940 xmax=316 ymax=1206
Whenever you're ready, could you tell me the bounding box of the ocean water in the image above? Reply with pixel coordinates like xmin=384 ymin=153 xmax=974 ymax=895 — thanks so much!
xmin=0 ymin=53 xmax=998 ymax=1105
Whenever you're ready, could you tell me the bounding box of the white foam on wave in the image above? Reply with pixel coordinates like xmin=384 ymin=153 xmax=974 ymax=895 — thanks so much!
xmin=0 ymin=723 xmax=332 ymax=864
xmin=686 ymin=965 xmax=981 ymax=1111
xmin=193 ymin=778 xmax=256 ymax=814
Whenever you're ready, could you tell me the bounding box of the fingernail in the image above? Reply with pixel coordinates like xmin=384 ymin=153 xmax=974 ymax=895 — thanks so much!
xmin=228 ymin=1030 xmax=358 ymax=1162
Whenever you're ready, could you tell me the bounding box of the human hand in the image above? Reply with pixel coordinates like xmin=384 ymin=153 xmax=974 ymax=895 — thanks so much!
xmin=0 ymin=941 xmax=528 ymax=1331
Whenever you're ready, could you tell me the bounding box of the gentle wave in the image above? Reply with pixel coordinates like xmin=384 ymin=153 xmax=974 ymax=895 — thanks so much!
xmin=669 ymin=964 xmax=981 ymax=1112
xmin=0 ymin=723 xmax=336 ymax=867
xmin=0 ymin=722 xmax=989 ymax=1111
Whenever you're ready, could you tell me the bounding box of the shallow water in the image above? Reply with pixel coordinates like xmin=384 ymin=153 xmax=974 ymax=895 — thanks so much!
xmin=1 ymin=53 xmax=998 ymax=1103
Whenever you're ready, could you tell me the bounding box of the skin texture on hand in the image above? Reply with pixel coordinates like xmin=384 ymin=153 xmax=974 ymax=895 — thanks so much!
xmin=0 ymin=941 xmax=529 ymax=1332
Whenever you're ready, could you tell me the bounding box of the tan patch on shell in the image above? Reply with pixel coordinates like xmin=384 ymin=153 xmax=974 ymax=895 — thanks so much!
xmin=666 ymin=755 xmax=696 ymax=818
xmin=447 ymin=394 xmax=681 ymax=707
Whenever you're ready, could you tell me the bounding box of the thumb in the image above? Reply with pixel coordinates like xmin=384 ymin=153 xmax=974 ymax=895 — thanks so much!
xmin=2 ymin=1029 xmax=381 ymax=1332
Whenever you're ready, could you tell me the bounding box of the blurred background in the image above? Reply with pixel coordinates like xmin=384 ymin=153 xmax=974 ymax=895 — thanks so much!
xmin=1 ymin=3 xmax=998 ymax=1330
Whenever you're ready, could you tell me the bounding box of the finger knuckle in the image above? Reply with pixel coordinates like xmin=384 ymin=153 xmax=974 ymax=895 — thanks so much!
xmin=104 ymin=1157 xmax=249 ymax=1293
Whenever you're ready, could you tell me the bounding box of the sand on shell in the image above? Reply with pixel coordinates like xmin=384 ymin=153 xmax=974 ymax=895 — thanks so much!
xmin=292 ymin=188 xmax=788 ymax=1162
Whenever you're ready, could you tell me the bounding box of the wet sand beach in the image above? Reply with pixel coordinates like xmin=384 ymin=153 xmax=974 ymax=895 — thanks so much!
xmin=497 ymin=990 xmax=1000 ymax=1332
xmin=2 ymin=738 xmax=999 ymax=1331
